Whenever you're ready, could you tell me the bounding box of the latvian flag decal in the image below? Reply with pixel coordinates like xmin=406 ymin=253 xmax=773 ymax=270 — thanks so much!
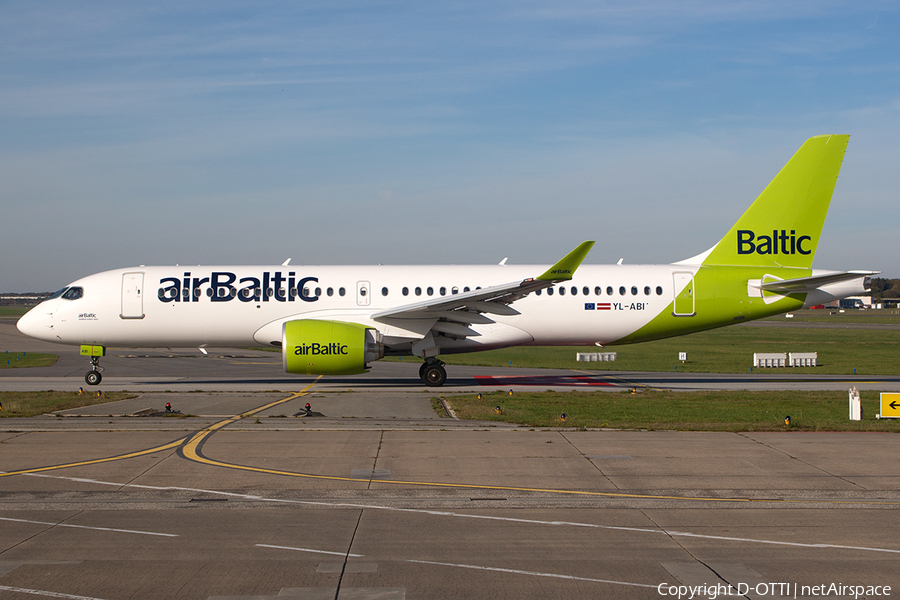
xmin=585 ymin=303 xmax=611 ymax=310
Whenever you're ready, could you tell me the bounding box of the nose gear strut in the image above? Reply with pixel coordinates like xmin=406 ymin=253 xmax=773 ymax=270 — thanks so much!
xmin=80 ymin=345 xmax=106 ymax=386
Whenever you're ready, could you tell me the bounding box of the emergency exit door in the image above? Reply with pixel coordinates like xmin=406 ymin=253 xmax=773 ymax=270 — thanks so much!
xmin=672 ymin=272 xmax=695 ymax=317
xmin=121 ymin=272 xmax=145 ymax=319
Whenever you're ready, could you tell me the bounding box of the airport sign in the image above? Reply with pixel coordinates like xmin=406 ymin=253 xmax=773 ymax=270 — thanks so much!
xmin=879 ymin=393 xmax=900 ymax=419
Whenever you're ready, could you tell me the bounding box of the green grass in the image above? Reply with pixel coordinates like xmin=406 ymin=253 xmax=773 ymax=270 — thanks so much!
xmin=421 ymin=323 xmax=900 ymax=375
xmin=0 ymin=391 xmax=134 ymax=417
xmin=448 ymin=389 xmax=900 ymax=432
xmin=0 ymin=307 xmax=30 ymax=317
xmin=762 ymin=309 xmax=900 ymax=324
xmin=0 ymin=352 xmax=57 ymax=369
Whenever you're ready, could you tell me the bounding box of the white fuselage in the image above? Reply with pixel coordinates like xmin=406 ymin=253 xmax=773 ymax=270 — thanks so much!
xmin=17 ymin=263 xmax=690 ymax=353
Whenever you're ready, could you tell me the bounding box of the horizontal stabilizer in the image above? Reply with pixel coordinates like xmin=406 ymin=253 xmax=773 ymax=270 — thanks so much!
xmin=758 ymin=270 xmax=878 ymax=294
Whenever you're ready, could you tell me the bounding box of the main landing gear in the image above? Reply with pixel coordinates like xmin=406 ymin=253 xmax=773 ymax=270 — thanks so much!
xmin=419 ymin=358 xmax=447 ymax=387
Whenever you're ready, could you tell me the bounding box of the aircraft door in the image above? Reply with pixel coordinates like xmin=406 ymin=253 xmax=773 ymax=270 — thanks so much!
xmin=357 ymin=281 xmax=370 ymax=306
xmin=121 ymin=272 xmax=145 ymax=319
xmin=672 ymin=272 xmax=695 ymax=317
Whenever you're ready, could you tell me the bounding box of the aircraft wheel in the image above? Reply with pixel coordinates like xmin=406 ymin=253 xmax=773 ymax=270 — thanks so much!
xmin=422 ymin=363 xmax=447 ymax=387
xmin=85 ymin=370 xmax=102 ymax=386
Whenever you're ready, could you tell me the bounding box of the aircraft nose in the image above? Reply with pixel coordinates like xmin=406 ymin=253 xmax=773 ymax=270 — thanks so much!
xmin=17 ymin=306 xmax=52 ymax=340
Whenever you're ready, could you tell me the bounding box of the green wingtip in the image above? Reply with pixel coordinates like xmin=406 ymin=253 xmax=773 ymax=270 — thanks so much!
xmin=537 ymin=241 xmax=595 ymax=281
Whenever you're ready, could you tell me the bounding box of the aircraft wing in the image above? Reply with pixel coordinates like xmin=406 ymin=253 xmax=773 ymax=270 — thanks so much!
xmin=758 ymin=270 xmax=878 ymax=294
xmin=371 ymin=241 xmax=594 ymax=334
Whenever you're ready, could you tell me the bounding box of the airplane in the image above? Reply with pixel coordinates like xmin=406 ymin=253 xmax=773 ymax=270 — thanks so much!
xmin=17 ymin=134 xmax=875 ymax=387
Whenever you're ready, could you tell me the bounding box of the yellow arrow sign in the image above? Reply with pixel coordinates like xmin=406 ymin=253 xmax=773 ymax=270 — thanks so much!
xmin=880 ymin=393 xmax=900 ymax=419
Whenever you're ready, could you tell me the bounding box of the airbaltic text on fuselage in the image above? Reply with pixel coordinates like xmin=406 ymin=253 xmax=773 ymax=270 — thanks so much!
xmin=157 ymin=271 xmax=319 ymax=303
xmin=737 ymin=230 xmax=812 ymax=255
xmin=294 ymin=343 xmax=348 ymax=356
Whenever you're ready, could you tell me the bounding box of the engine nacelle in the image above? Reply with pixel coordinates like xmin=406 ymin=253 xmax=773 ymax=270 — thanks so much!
xmin=282 ymin=320 xmax=384 ymax=375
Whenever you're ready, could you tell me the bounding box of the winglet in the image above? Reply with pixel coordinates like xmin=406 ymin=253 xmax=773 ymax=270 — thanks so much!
xmin=537 ymin=241 xmax=595 ymax=281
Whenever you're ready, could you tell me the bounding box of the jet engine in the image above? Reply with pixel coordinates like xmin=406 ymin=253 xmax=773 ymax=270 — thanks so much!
xmin=282 ymin=320 xmax=384 ymax=375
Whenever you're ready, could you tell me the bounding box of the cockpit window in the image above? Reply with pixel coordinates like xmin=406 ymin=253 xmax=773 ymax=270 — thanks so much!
xmin=47 ymin=287 xmax=69 ymax=300
xmin=61 ymin=287 xmax=84 ymax=300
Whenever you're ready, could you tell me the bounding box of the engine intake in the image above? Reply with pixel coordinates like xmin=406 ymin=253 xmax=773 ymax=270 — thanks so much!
xmin=282 ymin=320 xmax=384 ymax=375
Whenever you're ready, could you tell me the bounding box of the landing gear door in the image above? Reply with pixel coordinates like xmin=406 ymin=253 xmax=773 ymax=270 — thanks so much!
xmin=672 ymin=272 xmax=695 ymax=317
xmin=121 ymin=272 xmax=145 ymax=319
xmin=357 ymin=280 xmax=371 ymax=306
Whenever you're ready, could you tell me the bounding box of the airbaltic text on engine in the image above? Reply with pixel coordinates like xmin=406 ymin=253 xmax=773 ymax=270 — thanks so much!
xmin=157 ymin=271 xmax=319 ymax=303
xmin=737 ymin=230 xmax=812 ymax=255
xmin=294 ymin=343 xmax=349 ymax=356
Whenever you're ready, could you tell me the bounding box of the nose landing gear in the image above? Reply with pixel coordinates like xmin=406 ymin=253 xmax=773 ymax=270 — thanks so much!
xmin=80 ymin=345 xmax=106 ymax=386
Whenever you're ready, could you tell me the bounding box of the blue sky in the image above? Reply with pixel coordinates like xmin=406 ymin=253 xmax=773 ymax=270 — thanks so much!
xmin=2 ymin=1 xmax=898 ymax=291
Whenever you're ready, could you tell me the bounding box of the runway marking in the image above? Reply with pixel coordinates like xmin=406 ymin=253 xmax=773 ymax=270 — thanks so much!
xmin=0 ymin=516 xmax=178 ymax=537
xmin=0 ymin=437 xmax=187 ymax=478
xmin=256 ymin=544 xmax=364 ymax=557
xmin=19 ymin=471 xmax=900 ymax=555
xmin=179 ymin=438 xmax=900 ymax=507
xmin=0 ymin=585 xmax=109 ymax=600
xmin=168 ymin=381 xmax=900 ymax=507
xmin=179 ymin=383 xmax=317 ymax=463
xmin=407 ymin=559 xmax=658 ymax=588
xmin=0 ymin=385 xmax=314 ymax=479
xmin=257 ymin=545 xmax=658 ymax=589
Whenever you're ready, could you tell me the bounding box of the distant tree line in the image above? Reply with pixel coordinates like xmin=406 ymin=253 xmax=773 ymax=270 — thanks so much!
xmin=868 ymin=278 xmax=900 ymax=300
xmin=0 ymin=292 xmax=52 ymax=306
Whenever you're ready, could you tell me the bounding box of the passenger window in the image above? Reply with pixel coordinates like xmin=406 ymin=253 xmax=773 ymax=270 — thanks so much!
xmin=339 ymin=287 xmax=346 ymax=296
xmin=631 ymin=286 xmax=638 ymax=295
xmin=402 ymin=287 xmax=409 ymax=296
xmin=415 ymin=287 xmax=422 ymax=296
xmin=381 ymin=287 xmax=388 ymax=296
xmin=656 ymin=286 xmax=663 ymax=295
xmin=644 ymin=286 xmax=651 ymax=295
xmin=571 ymin=286 xmax=577 ymax=295
xmin=464 ymin=287 xmax=470 ymax=292
xmin=594 ymin=286 xmax=601 ymax=296
xmin=535 ymin=289 xmax=542 ymax=296
xmin=559 ymin=287 xmax=566 ymax=296
xmin=547 ymin=287 xmax=554 ymax=296
xmin=583 ymin=286 xmax=589 ymax=296
xmin=452 ymin=286 xmax=459 ymax=295
xmin=440 ymin=287 xmax=446 ymax=296
xmin=315 ymin=287 xmax=322 ymax=297
xmin=619 ymin=286 xmax=626 ymax=296
xmin=427 ymin=287 xmax=433 ymax=296
xmin=327 ymin=287 xmax=334 ymax=297
xmin=606 ymin=286 xmax=613 ymax=296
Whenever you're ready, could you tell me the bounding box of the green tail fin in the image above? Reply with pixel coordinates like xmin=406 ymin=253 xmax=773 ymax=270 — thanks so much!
xmin=701 ymin=134 xmax=849 ymax=269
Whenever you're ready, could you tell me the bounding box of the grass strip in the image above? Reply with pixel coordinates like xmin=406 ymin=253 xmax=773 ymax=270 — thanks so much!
xmin=0 ymin=352 xmax=57 ymax=369
xmin=426 ymin=324 xmax=900 ymax=375
xmin=0 ymin=391 xmax=134 ymax=417
xmin=447 ymin=389 xmax=900 ymax=432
